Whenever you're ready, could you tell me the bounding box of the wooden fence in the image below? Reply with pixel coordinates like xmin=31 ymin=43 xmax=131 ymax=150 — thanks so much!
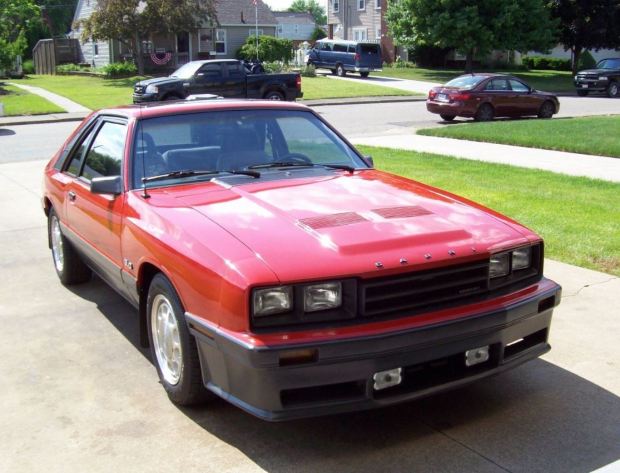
xmin=33 ymin=38 xmax=80 ymax=75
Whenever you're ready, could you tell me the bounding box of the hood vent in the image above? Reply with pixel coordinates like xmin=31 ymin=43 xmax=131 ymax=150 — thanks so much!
xmin=372 ymin=206 xmax=432 ymax=219
xmin=299 ymin=212 xmax=367 ymax=230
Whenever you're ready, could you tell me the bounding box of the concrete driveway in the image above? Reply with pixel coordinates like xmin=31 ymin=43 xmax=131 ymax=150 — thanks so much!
xmin=1 ymin=149 xmax=619 ymax=472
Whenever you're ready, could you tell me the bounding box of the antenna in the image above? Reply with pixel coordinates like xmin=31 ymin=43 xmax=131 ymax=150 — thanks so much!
xmin=139 ymin=106 xmax=150 ymax=199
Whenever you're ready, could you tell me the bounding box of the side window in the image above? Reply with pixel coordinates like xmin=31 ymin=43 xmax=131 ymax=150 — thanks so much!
xmin=333 ymin=43 xmax=347 ymax=52
xmin=509 ymin=79 xmax=529 ymax=92
xmin=226 ymin=63 xmax=244 ymax=79
xmin=65 ymin=124 xmax=99 ymax=176
xmin=198 ymin=63 xmax=222 ymax=79
xmin=81 ymin=122 xmax=126 ymax=181
xmin=320 ymin=42 xmax=333 ymax=51
xmin=485 ymin=79 xmax=509 ymax=91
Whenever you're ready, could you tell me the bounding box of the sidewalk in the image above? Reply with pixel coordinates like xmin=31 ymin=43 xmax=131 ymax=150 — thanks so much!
xmin=323 ymin=72 xmax=438 ymax=95
xmin=9 ymin=83 xmax=90 ymax=113
xmin=351 ymin=133 xmax=620 ymax=183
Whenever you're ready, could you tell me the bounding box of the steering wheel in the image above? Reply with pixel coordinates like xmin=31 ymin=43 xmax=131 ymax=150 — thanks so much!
xmin=279 ymin=153 xmax=312 ymax=165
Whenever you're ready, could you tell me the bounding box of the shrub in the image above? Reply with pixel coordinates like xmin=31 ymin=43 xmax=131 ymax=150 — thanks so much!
xmin=310 ymin=27 xmax=326 ymax=42
xmin=101 ymin=61 xmax=137 ymax=78
xmin=300 ymin=64 xmax=316 ymax=77
xmin=237 ymin=35 xmax=293 ymax=63
xmin=522 ymin=55 xmax=571 ymax=71
xmin=56 ymin=63 xmax=90 ymax=73
xmin=578 ymin=50 xmax=597 ymax=70
xmin=22 ymin=59 xmax=34 ymax=74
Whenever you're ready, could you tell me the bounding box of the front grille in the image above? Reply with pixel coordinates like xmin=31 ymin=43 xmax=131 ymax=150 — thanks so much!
xmin=360 ymin=260 xmax=490 ymax=317
xmin=134 ymin=86 xmax=145 ymax=93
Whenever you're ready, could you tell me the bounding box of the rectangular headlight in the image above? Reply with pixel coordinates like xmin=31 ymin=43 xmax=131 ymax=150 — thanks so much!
xmin=253 ymin=286 xmax=292 ymax=317
xmin=304 ymin=282 xmax=342 ymax=312
xmin=512 ymin=247 xmax=532 ymax=270
xmin=490 ymin=253 xmax=510 ymax=279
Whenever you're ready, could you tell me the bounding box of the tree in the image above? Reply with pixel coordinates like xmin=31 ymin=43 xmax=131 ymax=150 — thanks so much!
xmin=288 ymin=0 xmax=326 ymax=26
xmin=386 ymin=0 xmax=557 ymax=72
xmin=237 ymin=35 xmax=293 ymax=63
xmin=79 ymin=0 xmax=216 ymax=75
xmin=0 ymin=0 xmax=41 ymax=70
xmin=550 ymin=0 xmax=620 ymax=74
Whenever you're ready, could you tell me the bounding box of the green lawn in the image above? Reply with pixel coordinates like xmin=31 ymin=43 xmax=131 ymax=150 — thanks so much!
xmin=418 ymin=116 xmax=620 ymax=158
xmin=374 ymin=66 xmax=574 ymax=92
xmin=10 ymin=74 xmax=415 ymax=112
xmin=0 ymin=83 xmax=64 ymax=116
xmin=358 ymin=145 xmax=620 ymax=276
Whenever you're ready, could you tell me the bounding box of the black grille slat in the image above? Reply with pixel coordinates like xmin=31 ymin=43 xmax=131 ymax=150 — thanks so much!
xmin=361 ymin=260 xmax=490 ymax=317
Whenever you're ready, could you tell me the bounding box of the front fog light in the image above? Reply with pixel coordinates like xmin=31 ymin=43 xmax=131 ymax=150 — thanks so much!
xmin=490 ymin=253 xmax=510 ymax=278
xmin=304 ymin=282 xmax=342 ymax=312
xmin=253 ymin=286 xmax=292 ymax=316
xmin=512 ymin=247 xmax=532 ymax=270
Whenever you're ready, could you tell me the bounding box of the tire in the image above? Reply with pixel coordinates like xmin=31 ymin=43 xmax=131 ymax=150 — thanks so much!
xmin=147 ymin=274 xmax=209 ymax=406
xmin=48 ymin=208 xmax=91 ymax=285
xmin=576 ymin=89 xmax=589 ymax=97
xmin=607 ymin=81 xmax=619 ymax=98
xmin=264 ymin=90 xmax=284 ymax=100
xmin=360 ymin=71 xmax=369 ymax=78
xmin=474 ymin=103 xmax=494 ymax=121
xmin=336 ymin=64 xmax=346 ymax=77
xmin=538 ymin=100 xmax=555 ymax=119
xmin=440 ymin=114 xmax=456 ymax=121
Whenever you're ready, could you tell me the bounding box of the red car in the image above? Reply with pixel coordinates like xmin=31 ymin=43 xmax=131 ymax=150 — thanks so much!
xmin=427 ymin=73 xmax=560 ymax=121
xmin=43 ymin=99 xmax=561 ymax=421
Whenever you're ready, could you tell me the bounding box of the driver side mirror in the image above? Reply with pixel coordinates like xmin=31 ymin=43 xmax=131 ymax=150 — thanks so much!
xmin=91 ymin=176 xmax=122 ymax=196
xmin=364 ymin=155 xmax=374 ymax=167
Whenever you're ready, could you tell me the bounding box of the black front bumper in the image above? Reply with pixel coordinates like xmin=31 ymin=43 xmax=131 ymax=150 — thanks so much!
xmin=574 ymin=79 xmax=608 ymax=92
xmin=187 ymin=280 xmax=561 ymax=421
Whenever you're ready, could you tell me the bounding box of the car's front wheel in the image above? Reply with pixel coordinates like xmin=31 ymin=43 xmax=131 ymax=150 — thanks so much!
xmin=440 ymin=114 xmax=456 ymax=121
xmin=147 ymin=274 xmax=209 ymax=405
xmin=474 ymin=103 xmax=494 ymax=121
xmin=537 ymin=101 xmax=555 ymax=119
xmin=607 ymin=81 xmax=619 ymax=98
xmin=48 ymin=208 xmax=91 ymax=285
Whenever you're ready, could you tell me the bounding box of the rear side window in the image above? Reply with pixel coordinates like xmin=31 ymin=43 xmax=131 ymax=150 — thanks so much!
xmin=226 ymin=63 xmax=244 ymax=78
xmin=484 ymin=79 xmax=510 ymax=91
xmin=359 ymin=44 xmax=379 ymax=54
xmin=81 ymin=122 xmax=126 ymax=181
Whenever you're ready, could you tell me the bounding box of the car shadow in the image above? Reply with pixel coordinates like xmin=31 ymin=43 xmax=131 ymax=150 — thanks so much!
xmin=80 ymin=278 xmax=620 ymax=473
xmin=0 ymin=129 xmax=16 ymax=136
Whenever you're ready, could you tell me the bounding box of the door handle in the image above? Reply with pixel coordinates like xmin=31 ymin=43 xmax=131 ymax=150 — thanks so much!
xmin=68 ymin=191 xmax=77 ymax=202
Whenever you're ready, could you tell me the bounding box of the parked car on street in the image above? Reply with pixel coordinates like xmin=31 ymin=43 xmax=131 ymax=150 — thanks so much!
xmin=426 ymin=74 xmax=560 ymax=121
xmin=133 ymin=59 xmax=302 ymax=103
xmin=43 ymin=99 xmax=560 ymax=421
xmin=574 ymin=58 xmax=620 ymax=98
xmin=307 ymin=39 xmax=382 ymax=77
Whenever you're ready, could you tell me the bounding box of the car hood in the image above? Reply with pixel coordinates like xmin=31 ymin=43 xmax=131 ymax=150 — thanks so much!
xmin=166 ymin=171 xmax=536 ymax=283
xmin=135 ymin=76 xmax=181 ymax=87
xmin=577 ymin=68 xmax=619 ymax=75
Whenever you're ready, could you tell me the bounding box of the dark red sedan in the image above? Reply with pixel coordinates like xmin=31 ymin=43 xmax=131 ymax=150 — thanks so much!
xmin=427 ymin=73 xmax=560 ymax=122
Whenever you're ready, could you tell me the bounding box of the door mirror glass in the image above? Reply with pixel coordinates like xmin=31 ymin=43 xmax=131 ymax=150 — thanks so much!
xmin=364 ymin=155 xmax=374 ymax=167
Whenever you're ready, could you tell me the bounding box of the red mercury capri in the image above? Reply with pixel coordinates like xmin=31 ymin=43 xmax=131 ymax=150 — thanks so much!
xmin=427 ymin=73 xmax=560 ymax=122
xmin=43 ymin=99 xmax=561 ymax=421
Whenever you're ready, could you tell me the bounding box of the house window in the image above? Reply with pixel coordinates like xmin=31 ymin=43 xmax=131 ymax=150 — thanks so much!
xmin=248 ymin=28 xmax=263 ymax=37
xmin=375 ymin=26 xmax=381 ymax=40
xmin=216 ymin=29 xmax=226 ymax=54
xmin=198 ymin=29 xmax=213 ymax=53
xmin=93 ymin=43 xmax=99 ymax=55
xmin=277 ymin=25 xmax=283 ymax=35
xmin=358 ymin=0 xmax=365 ymax=10
xmin=353 ymin=28 xmax=367 ymax=41
xmin=142 ymin=40 xmax=153 ymax=53
xmin=333 ymin=0 xmax=339 ymax=13
xmin=375 ymin=0 xmax=381 ymax=9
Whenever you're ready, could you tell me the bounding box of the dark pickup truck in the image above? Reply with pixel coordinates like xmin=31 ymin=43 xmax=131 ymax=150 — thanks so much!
xmin=133 ymin=59 xmax=302 ymax=103
xmin=574 ymin=58 xmax=620 ymax=97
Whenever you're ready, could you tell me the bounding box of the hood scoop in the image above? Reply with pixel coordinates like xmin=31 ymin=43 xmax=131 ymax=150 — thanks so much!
xmin=372 ymin=205 xmax=432 ymax=219
xmin=299 ymin=212 xmax=368 ymax=230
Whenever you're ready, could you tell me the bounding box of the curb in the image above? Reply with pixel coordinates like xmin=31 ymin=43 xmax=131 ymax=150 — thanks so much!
xmin=302 ymin=95 xmax=426 ymax=107
xmin=0 ymin=113 xmax=89 ymax=127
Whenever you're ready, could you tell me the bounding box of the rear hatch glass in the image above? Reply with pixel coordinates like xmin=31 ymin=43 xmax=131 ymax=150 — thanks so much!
xmin=357 ymin=43 xmax=382 ymax=67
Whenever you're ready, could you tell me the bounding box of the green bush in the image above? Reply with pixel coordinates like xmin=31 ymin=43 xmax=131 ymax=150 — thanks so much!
xmin=310 ymin=27 xmax=326 ymax=42
xmin=101 ymin=61 xmax=137 ymax=78
xmin=578 ymin=50 xmax=597 ymax=70
xmin=522 ymin=55 xmax=571 ymax=71
xmin=56 ymin=63 xmax=90 ymax=73
xmin=300 ymin=64 xmax=316 ymax=77
xmin=237 ymin=35 xmax=293 ymax=63
xmin=22 ymin=59 xmax=34 ymax=74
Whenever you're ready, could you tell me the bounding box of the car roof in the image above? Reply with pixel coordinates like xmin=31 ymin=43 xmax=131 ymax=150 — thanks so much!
xmin=96 ymin=99 xmax=311 ymax=120
xmin=452 ymin=73 xmax=521 ymax=80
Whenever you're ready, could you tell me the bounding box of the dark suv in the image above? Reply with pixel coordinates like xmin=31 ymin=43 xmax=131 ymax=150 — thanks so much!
xmin=574 ymin=58 xmax=620 ymax=98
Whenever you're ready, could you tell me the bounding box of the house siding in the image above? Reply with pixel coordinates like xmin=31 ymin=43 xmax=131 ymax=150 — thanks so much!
xmin=69 ymin=0 xmax=112 ymax=67
xmin=276 ymin=23 xmax=314 ymax=41
xmin=222 ymin=26 xmax=277 ymax=59
xmin=328 ymin=0 xmax=382 ymax=42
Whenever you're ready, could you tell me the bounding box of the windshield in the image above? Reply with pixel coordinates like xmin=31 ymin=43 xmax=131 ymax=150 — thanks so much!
xmin=596 ymin=59 xmax=620 ymax=70
xmin=132 ymin=109 xmax=368 ymax=188
xmin=170 ymin=62 xmax=203 ymax=79
xmin=444 ymin=75 xmax=486 ymax=88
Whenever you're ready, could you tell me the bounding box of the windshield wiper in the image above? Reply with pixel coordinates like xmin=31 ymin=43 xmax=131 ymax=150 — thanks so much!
xmin=248 ymin=162 xmax=356 ymax=173
xmin=142 ymin=169 xmax=259 ymax=184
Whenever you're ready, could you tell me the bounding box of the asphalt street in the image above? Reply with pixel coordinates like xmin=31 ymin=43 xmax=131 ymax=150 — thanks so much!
xmin=1 ymin=108 xmax=619 ymax=473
